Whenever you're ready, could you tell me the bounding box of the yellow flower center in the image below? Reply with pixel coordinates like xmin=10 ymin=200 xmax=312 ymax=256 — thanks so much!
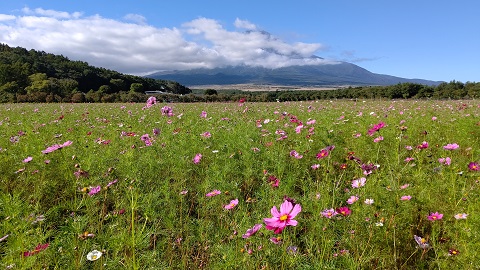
xmin=280 ymin=214 xmax=288 ymax=221
xmin=420 ymin=238 xmax=426 ymax=244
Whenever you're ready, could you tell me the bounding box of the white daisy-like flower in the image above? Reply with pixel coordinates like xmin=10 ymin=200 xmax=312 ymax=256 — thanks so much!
xmin=86 ymin=250 xmax=103 ymax=261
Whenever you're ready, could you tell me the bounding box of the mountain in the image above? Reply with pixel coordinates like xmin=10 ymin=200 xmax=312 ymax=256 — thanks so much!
xmin=147 ymin=61 xmax=442 ymax=87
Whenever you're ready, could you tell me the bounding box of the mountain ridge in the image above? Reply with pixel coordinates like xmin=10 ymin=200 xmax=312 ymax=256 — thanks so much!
xmin=147 ymin=61 xmax=442 ymax=87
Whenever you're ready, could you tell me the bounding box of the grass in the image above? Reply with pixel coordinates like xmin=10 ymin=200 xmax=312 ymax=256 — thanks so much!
xmin=0 ymin=99 xmax=479 ymax=269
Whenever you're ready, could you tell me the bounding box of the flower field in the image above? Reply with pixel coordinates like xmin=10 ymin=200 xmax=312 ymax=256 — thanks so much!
xmin=0 ymin=99 xmax=479 ymax=269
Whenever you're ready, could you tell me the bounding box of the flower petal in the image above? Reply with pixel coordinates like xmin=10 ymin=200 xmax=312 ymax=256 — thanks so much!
xmin=280 ymin=200 xmax=293 ymax=215
xmin=289 ymin=204 xmax=302 ymax=218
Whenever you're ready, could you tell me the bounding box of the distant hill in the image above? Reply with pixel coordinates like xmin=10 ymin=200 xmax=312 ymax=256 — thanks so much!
xmin=147 ymin=62 xmax=442 ymax=87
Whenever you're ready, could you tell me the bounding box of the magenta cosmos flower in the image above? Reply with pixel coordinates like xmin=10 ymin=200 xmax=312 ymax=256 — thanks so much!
xmin=264 ymin=200 xmax=301 ymax=234
xmin=336 ymin=206 xmax=352 ymax=217
xmin=468 ymin=162 xmax=479 ymax=171
xmin=427 ymin=212 xmax=443 ymax=221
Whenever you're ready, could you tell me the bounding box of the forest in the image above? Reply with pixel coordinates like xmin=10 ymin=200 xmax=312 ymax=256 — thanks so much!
xmin=1 ymin=43 xmax=479 ymax=103
xmin=0 ymin=44 xmax=191 ymax=103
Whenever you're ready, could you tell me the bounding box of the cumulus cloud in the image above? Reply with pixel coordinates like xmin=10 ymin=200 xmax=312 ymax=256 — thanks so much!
xmin=0 ymin=7 xmax=334 ymax=75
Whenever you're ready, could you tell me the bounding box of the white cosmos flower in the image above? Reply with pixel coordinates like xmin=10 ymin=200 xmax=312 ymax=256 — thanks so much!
xmin=86 ymin=250 xmax=103 ymax=261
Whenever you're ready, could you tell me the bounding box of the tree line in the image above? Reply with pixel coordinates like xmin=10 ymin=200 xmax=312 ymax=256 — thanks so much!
xmin=0 ymin=44 xmax=191 ymax=103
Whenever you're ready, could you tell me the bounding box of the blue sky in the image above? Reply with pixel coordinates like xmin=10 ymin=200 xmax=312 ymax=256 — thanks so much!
xmin=1 ymin=1 xmax=478 ymax=82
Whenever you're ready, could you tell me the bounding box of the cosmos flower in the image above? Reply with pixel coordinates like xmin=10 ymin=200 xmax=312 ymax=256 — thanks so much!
xmin=242 ymin=224 xmax=263 ymax=239
xmin=88 ymin=186 xmax=101 ymax=196
xmin=193 ymin=153 xmax=202 ymax=164
xmin=86 ymin=250 xmax=103 ymax=261
xmin=438 ymin=157 xmax=451 ymax=165
xmin=161 ymin=106 xmax=174 ymax=117
xmin=364 ymin=198 xmax=374 ymax=205
xmin=454 ymin=213 xmax=468 ymax=220
xmin=427 ymin=212 xmax=443 ymax=221
xmin=414 ymin=235 xmax=429 ymax=249
xmin=400 ymin=195 xmax=412 ymax=201
xmin=351 ymin=177 xmax=366 ymax=188
xmin=289 ymin=150 xmax=303 ymax=159
xmin=224 ymin=199 xmax=239 ymax=210
xmin=443 ymin=143 xmax=459 ymax=150
xmin=316 ymin=149 xmax=329 ymax=159
xmin=206 ymin=190 xmax=221 ymax=197
xmin=346 ymin=196 xmax=359 ymax=204
xmin=468 ymin=162 xmax=479 ymax=171
xmin=23 ymin=243 xmax=49 ymax=257
xmin=336 ymin=206 xmax=352 ymax=216
xmin=23 ymin=156 xmax=33 ymax=163
xmin=367 ymin=122 xmax=386 ymax=136
xmin=321 ymin=208 xmax=337 ymax=219
xmin=264 ymin=200 xmax=301 ymax=234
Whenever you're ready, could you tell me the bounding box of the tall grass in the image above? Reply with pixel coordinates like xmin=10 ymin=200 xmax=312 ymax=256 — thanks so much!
xmin=0 ymin=100 xmax=479 ymax=269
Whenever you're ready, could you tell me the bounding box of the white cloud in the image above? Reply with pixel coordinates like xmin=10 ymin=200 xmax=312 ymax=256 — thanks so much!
xmin=0 ymin=14 xmax=16 ymax=21
xmin=123 ymin=14 xmax=147 ymax=25
xmin=0 ymin=8 xmax=333 ymax=75
xmin=234 ymin=18 xmax=257 ymax=30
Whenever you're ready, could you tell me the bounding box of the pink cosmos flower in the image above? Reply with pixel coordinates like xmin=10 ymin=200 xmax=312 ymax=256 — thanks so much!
xmin=269 ymin=236 xmax=282 ymax=244
xmin=468 ymin=162 xmax=479 ymax=171
xmin=224 ymin=199 xmax=239 ymax=210
xmin=311 ymin=164 xmax=320 ymax=170
xmin=321 ymin=208 xmax=337 ymax=218
xmin=351 ymin=177 xmax=366 ymax=188
xmin=201 ymin=132 xmax=211 ymax=138
xmin=23 ymin=156 xmax=33 ymax=163
xmin=438 ymin=157 xmax=451 ymax=165
xmin=289 ymin=150 xmax=303 ymax=159
xmin=267 ymin=175 xmax=280 ymax=188
xmin=373 ymin=136 xmax=384 ymax=143
xmin=346 ymin=196 xmax=359 ymax=204
xmin=336 ymin=206 xmax=352 ymax=217
xmin=443 ymin=143 xmax=459 ymax=150
xmin=306 ymin=119 xmax=316 ymax=125
xmin=404 ymin=157 xmax=415 ymax=162
xmin=193 ymin=153 xmax=202 ymax=164
xmin=200 ymin=111 xmax=207 ymax=118
xmin=427 ymin=212 xmax=443 ymax=221
xmin=431 ymin=116 xmax=437 ymax=121
xmin=264 ymin=200 xmax=301 ymax=234
xmin=400 ymin=195 xmax=412 ymax=201
xmin=145 ymin=96 xmax=157 ymax=108
xmin=316 ymin=149 xmax=329 ymax=159
xmin=206 ymin=190 xmax=221 ymax=197
xmin=400 ymin=184 xmax=410 ymax=189
xmin=417 ymin=141 xmax=429 ymax=149
xmin=88 ymin=186 xmax=101 ymax=196
xmin=161 ymin=106 xmax=174 ymax=117
xmin=454 ymin=213 xmax=468 ymax=220
xmin=242 ymin=224 xmax=263 ymax=239
xmin=367 ymin=122 xmax=385 ymax=136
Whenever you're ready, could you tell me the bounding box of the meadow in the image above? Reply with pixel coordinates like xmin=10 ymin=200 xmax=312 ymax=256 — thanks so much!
xmin=0 ymin=99 xmax=479 ymax=269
